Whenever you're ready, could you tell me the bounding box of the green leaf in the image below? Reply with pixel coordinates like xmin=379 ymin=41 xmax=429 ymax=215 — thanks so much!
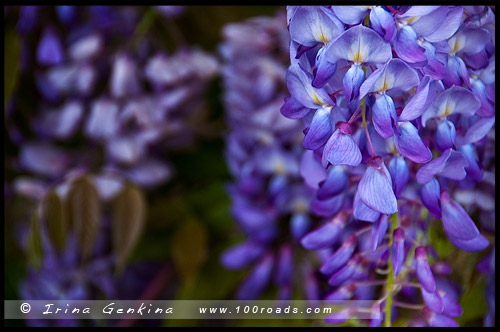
xmin=66 ymin=176 xmax=101 ymax=263
xmin=112 ymin=183 xmax=147 ymax=274
xmin=26 ymin=209 xmax=43 ymax=270
xmin=4 ymin=28 xmax=21 ymax=108
xmin=171 ymin=219 xmax=207 ymax=282
xmin=42 ymin=190 xmax=68 ymax=251
xmin=427 ymin=219 xmax=454 ymax=258
xmin=457 ymin=278 xmax=487 ymax=326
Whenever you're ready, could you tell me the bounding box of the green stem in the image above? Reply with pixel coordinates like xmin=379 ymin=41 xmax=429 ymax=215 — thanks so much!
xmin=384 ymin=211 xmax=398 ymax=327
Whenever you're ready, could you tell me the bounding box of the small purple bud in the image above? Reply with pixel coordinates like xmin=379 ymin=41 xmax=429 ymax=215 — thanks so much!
xmin=37 ymin=27 xmax=64 ymax=66
xmin=320 ymin=234 xmax=357 ymax=275
xmin=392 ymin=228 xmax=405 ymax=276
xmin=290 ymin=213 xmax=311 ymax=242
xmin=388 ymin=156 xmax=409 ymax=199
xmin=415 ymin=246 xmax=436 ymax=293
xmin=441 ymin=191 xmax=489 ymax=252
xmin=236 ymin=254 xmax=274 ymax=300
xmin=421 ymin=287 xmax=444 ymax=313
xmin=220 ymin=241 xmax=265 ymax=270
xmin=343 ymin=64 xmax=365 ymax=102
xmin=421 ymin=178 xmax=442 ymax=218
xmin=371 ymin=214 xmax=389 ymax=251
xmin=435 ymin=120 xmax=457 ymax=152
xmin=317 ymin=166 xmax=349 ymax=200
xmin=431 ymin=262 xmax=452 ymax=275
xmin=300 ymin=212 xmax=348 ymax=250
xmin=328 ymin=254 xmax=361 ymax=286
xmin=424 ymin=307 xmax=459 ymax=327
xmin=274 ymin=245 xmax=293 ymax=286
xmin=438 ymin=290 xmax=463 ymax=317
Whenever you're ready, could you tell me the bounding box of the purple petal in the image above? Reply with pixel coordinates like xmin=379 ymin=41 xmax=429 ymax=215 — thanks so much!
xmin=311 ymin=193 xmax=345 ymax=217
xmin=457 ymin=116 xmax=495 ymax=145
xmin=425 ymin=309 xmax=459 ymax=327
xmin=343 ymin=64 xmax=365 ymax=102
xmin=397 ymin=6 xmax=440 ymax=18
xmin=435 ymin=119 xmax=456 ymax=152
xmin=19 ymin=143 xmax=69 ymax=177
xmin=440 ymin=193 xmax=490 ymax=252
xmin=415 ymin=246 xmax=436 ymax=293
xmin=325 ymin=25 xmax=392 ymax=65
xmin=320 ymin=234 xmax=357 ymax=275
xmin=399 ymin=76 xmax=435 ymax=121
xmin=84 ymin=99 xmax=120 ymax=140
xmin=388 ymin=156 xmax=409 ymax=199
xmin=312 ymin=48 xmax=338 ymax=88
xmin=236 ymin=254 xmax=274 ymax=300
xmin=421 ymin=288 xmax=444 ymax=313
xmin=458 ymin=144 xmax=483 ymax=182
xmin=125 ymin=159 xmax=172 ymax=188
xmin=300 ymin=213 xmax=347 ymax=250
xmin=110 ymin=53 xmax=140 ymax=98
xmin=37 ymin=27 xmax=64 ymax=66
xmin=421 ymin=42 xmax=447 ymax=80
xmin=322 ymin=125 xmax=362 ymax=167
xmin=317 ymin=166 xmax=349 ymax=200
xmin=371 ymin=214 xmax=388 ymax=251
xmin=358 ymin=156 xmax=398 ymax=214
xmin=422 ymin=86 xmax=481 ymax=126
xmin=303 ymin=107 xmax=333 ymax=150
xmin=452 ymin=26 xmax=491 ymax=55
xmin=281 ymin=96 xmax=311 ymax=119
xmin=440 ymin=191 xmax=479 ymax=241
xmin=424 ymin=7 xmax=464 ymax=43
xmin=442 ymin=56 xmax=470 ymax=88
xmin=394 ymin=26 xmax=427 ymax=64
xmin=221 ymin=242 xmax=265 ymax=270
xmin=331 ymin=6 xmax=369 ymax=25
xmin=289 ymin=6 xmax=344 ymax=46
xmin=392 ymin=228 xmax=405 ymax=276
xmin=328 ymin=254 xmax=360 ymax=286
xmin=394 ymin=121 xmax=432 ymax=163
xmin=370 ymin=6 xmax=396 ymax=42
xmin=300 ymin=150 xmax=327 ymax=189
xmin=416 ymin=148 xmax=468 ymax=184
xmin=353 ymin=191 xmax=380 ymax=222
xmin=290 ymin=213 xmax=311 ymax=242
xmin=361 ymin=59 xmax=420 ymax=97
xmin=372 ymin=94 xmax=398 ymax=138
xmin=410 ymin=6 xmax=448 ymax=38
xmin=439 ymin=290 xmax=463 ymax=317
xmin=447 ymin=234 xmax=490 ymax=252
xmin=286 ymin=63 xmax=334 ymax=109
xmin=421 ymin=178 xmax=442 ymax=218
xmin=275 ymin=245 xmax=293 ymax=286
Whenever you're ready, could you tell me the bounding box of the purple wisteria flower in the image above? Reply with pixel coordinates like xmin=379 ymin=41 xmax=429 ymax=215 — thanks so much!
xmin=283 ymin=5 xmax=495 ymax=327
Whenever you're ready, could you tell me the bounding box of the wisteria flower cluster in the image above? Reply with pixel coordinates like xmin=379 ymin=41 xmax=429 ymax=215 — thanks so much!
xmin=8 ymin=6 xmax=218 ymax=200
xmin=280 ymin=5 xmax=495 ymax=327
xmin=220 ymin=13 xmax=326 ymax=301
xmin=5 ymin=6 xmax=217 ymax=327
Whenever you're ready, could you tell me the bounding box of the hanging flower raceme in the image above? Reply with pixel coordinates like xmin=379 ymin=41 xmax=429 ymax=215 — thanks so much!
xmin=283 ymin=5 xmax=494 ymax=327
xmin=7 ymin=6 xmax=219 ymax=196
xmin=6 ymin=6 xmax=218 ymax=327
xmin=220 ymin=11 xmax=326 ymax=301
